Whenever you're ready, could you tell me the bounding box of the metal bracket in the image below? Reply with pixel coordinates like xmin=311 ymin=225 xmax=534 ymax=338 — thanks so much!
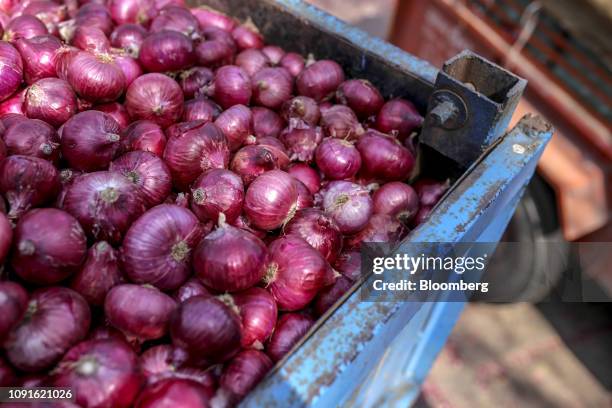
xmin=420 ymin=50 xmax=527 ymax=168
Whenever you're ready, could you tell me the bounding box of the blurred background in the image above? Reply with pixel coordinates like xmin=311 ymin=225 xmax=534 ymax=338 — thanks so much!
xmin=306 ymin=0 xmax=611 ymax=406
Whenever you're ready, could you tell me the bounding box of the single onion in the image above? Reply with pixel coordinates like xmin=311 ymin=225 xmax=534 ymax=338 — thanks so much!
xmin=191 ymin=6 xmax=236 ymax=32
xmin=0 ymin=89 xmax=26 ymax=116
xmin=111 ymin=51 xmax=143 ymax=86
xmin=0 ymin=356 xmax=15 ymax=386
xmin=24 ymin=78 xmax=77 ymax=127
xmin=73 ymin=3 xmax=113 ymax=36
xmin=3 ymin=118 xmax=59 ymax=161
xmin=110 ymin=23 xmax=147 ymax=57
xmin=51 ymin=338 xmax=142 ymax=408
xmin=150 ymin=5 xmax=200 ymax=39
xmin=265 ymin=235 xmax=329 ymax=311
xmin=314 ymin=276 xmax=352 ymax=316
xmin=315 ymin=137 xmax=361 ymax=180
xmin=0 ymin=155 xmax=60 ymax=220
xmin=139 ymin=30 xmax=195 ymax=73
xmin=296 ymin=59 xmax=344 ymax=101
xmin=53 ymin=44 xmax=78 ymax=79
xmin=182 ymin=97 xmax=220 ymax=122
xmin=231 ymin=20 xmax=263 ymax=50
xmin=126 ymin=73 xmax=184 ymax=128
xmin=321 ymin=180 xmax=373 ymax=234
xmin=334 ymin=250 xmax=361 ymax=281
xmin=14 ymin=34 xmax=61 ymax=84
xmin=122 ymin=204 xmax=204 ymax=290
xmin=195 ymin=38 xmax=234 ymax=68
xmin=3 ymin=15 xmax=48 ymax=42
xmin=60 ymin=110 xmax=123 ymax=171
xmin=375 ymin=98 xmax=423 ymax=140
xmin=231 ymin=287 xmax=277 ymax=349
xmin=356 ymin=130 xmax=415 ymax=181
xmin=0 ymin=281 xmax=28 ymax=340
xmin=287 ymin=163 xmax=320 ymax=194
xmin=135 ymin=378 xmax=215 ymax=408
xmin=266 ymin=313 xmax=314 ymax=362
xmin=190 ymin=169 xmax=244 ymax=223
xmin=93 ymin=101 xmax=131 ymax=130
xmin=285 ymin=208 xmax=342 ymax=263
xmin=344 ymin=214 xmax=407 ymax=250
xmin=262 ymin=45 xmax=284 ymax=65
xmin=72 ymin=25 xmax=110 ymax=53
xmin=252 ymin=67 xmax=292 ymax=109
xmin=294 ymin=178 xmax=314 ymax=210
xmin=63 ymin=50 xmax=126 ymax=102
xmin=252 ymin=106 xmax=283 ymax=138
xmin=163 ymin=120 xmax=229 ymax=190
xmin=235 ymin=48 xmax=268 ymax=77
xmin=0 ymin=42 xmax=23 ymax=102
xmin=107 ymin=0 xmax=142 ymax=25
xmin=218 ymin=350 xmax=273 ymax=405
xmin=372 ymin=181 xmax=419 ymax=223
xmin=214 ymin=105 xmax=253 ymax=153
xmin=105 ymin=284 xmax=177 ymax=342
xmin=256 ymin=136 xmax=290 ymax=168
xmin=412 ymin=178 xmax=450 ymax=207
xmin=4 ymin=287 xmax=90 ymax=372
xmin=279 ymin=125 xmax=323 ymax=163
xmin=63 ymin=171 xmax=146 ymax=244
xmin=230 ymin=145 xmax=278 ymax=186
xmin=179 ymin=66 xmax=213 ymax=99
xmin=210 ymin=65 xmax=251 ymax=109
xmin=139 ymin=345 xmax=216 ymax=387
xmin=244 ymin=170 xmax=298 ymax=230
xmin=336 ymin=79 xmax=383 ymax=119
xmin=70 ymin=241 xmax=122 ymax=307
xmin=122 ymin=119 xmax=167 ymax=157
xmin=281 ymin=96 xmax=320 ymax=127
xmin=21 ymin=0 xmax=67 ymax=35
xmin=280 ymin=52 xmax=304 ymax=77
xmin=173 ymin=278 xmax=210 ymax=303
xmin=320 ymin=104 xmax=363 ymax=140
xmin=170 ymin=295 xmax=242 ymax=365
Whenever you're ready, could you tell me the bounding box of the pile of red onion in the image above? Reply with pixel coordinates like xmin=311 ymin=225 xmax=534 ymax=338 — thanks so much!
xmin=0 ymin=2 xmax=450 ymax=406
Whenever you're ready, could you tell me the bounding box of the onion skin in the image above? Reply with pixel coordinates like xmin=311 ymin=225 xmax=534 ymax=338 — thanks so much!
xmin=72 ymin=25 xmax=110 ymax=53
xmin=214 ymin=104 xmax=252 ymax=151
xmin=230 ymin=145 xmax=278 ymax=186
xmin=195 ymin=38 xmax=234 ymax=68
xmin=211 ymin=65 xmax=251 ymax=109
xmin=320 ymin=104 xmax=364 ymax=140
xmin=265 ymin=235 xmax=329 ymax=311
xmin=0 ymin=42 xmax=23 ymax=103
xmin=231 ymin=287 xmax=277 ymax=349
xmin=375 ymin=98 xmax=423 ymax=140
xmin=218 ymin=350 xmax=273 ymax=404
xmin=126 ymin=73 xmax=184 ymax=128
xmin=0 ymin=281 xmax=28 ymax=341
xmin=190 ymin=168 xmax=244 ymax=223
xmin=70 ymin=241 xmax=122 ymax=307
xmin=266 ymin=313 xmax=314 ymax=362
xmin=296 ymin=60 xmax=344 ymax=102
xmin=51 ymin=338 xmax=142 ymax=408
xmin=170 ymin=295 xmax=242 ymax=365
xmin=314 ymin=275 xmax=352 ymax=316
xmin=287 ymin=163 xmax=320 ymax=194
xmin=280 ymin=52 xmax=304 ymax=77
xmin=93 ymin=101 xmax=131 ymax=130
xmin=256 ymin=136 xmax=290 ymax=168
xmin=179 ymin=66 xmax=213 ymax=99
xmin=191 ymin=6 xmax=236 ymax=32
xmin=3 ymin=15 xmax=48 ymax=42
xmin=173 ymin=278 xmax=210 ymax=303
xmin=0 ymin=112 xmax=27 ymax=128
xmin=356 ymin=130 xmax=415 ymax=181
xmin=231 ymin=21 xmax=263 ymax=50
xmin=3 ymin=118 xmax=60 ymax=162
xmin=336 ymin=79 xmax=383 ymax=119
xmin=139 ymin=30 xmax=195 ymax=73
xmin=110 ymin=52 xmax=143 ymax=88
xmin=231 ymin=213 xmax=266 ymax=240
xmin=64 ymin=51 xmax=126 ymax=103
xmin=410 ymin=205 xmax=432 ymax=228
xmin=315 ymin=137 xmax=361 ymax=180
xmin=139 ymin=345 xmax=216 ymax=387
xmin=24 ymin=78 xmax=77 ymax=127
xmin=122 ymin=204 xmax=204 ymax=290
xmin=252 ymin=106 xmax=283 ymax=138
xmin=73 ymin=3 xmax=114 ymax=36
xmin=14 ymin=34 xmax=61 ymax=84
xmin=235 ymin=48 xmax=269 ymax=77
xmin=163 ymin=120 xmax=229 ymax=190
xmin=244 ymin=170 xmax=298 ymax=231
xmin=252 ymin=67 xmax=292 ymax=109
xmin=135 ymin=378 xmax=215 ymax=408
xmin=0 ymin=89 xmax=26 ymax=116
xmin=262 ymin=45 xmax=284 ymax=65
xmin=21 ymin=0 xmax=67 ymax=36
xmin=108 ymin=0 xmax=142 ymax=26
xmin=334 ymin=250 xmax=361 ymax=281
xmin=105 ymin=284 xmax=177 ymax=341
xmin=111 ymin=23 xmax=147 ymax=57
xmin=413 ymin=178 xmax=450 ymax=207
xmin=281 ymin=96 xmax=320 ymax=127
xmin=321 ymin=181 xmax=373 ymax=234
xmin=4 ymin=287 xmax=90 ymax=372
xmin=279 ymin=125 xmax=323 ymax=163
xmin=150 ymin=5 xmax=200 ymax=39
xmin=0 ymin=155 xmax=60 ymax=220
xmin=294 ymin=178 xmax=314 ymax=210
xmin=63 ymin=171 xmax=146 ymax=244
xmin=285 ymin=208 xmax=342 ymax=263
xmin=123 ymin=119 xmax=167 ymax=157
xmin=372 ymin=181 xmax=419 ymax=223
xmin=182 ymin=97 xmax=220 ymax=122
xmin=344 ymin=213 xmax=407 ymax=250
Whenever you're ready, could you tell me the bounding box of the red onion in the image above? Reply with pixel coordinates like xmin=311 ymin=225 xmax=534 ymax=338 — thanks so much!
xmin=0 ymin=281 xmax=28 ymax=340
xmin=256 ymin=136 xmax=290 ymax=168
xmin=336 ymin=79 xmax=383 ymax=119
xmin=105 ymin=284 xmax=177 ymax=342
xmin=63 ymin=171 xmax=146 ymax=244
xmin=139 ymin=30 xmax=195 ymax=72
xmin=3 ymin=118 xmax=59 ymax=161
xmin=108 ymin=0 xmax=142 ymax=25
xmin=231 ymin=287 xmax=277 ymax=349
xmin=163 ymin=120 xmax=229 ymax=190
xmin=0 ymin=356 xmax=15 ymax=386
xmin=265 ymin=235 xmax=329 ymax=311
xmin=288 ymin=163 xmax=320 ymax=194
xmin=52 ymin=338 xmax=142 ymax=408
xmin=321 ymin=180 xmax=373 ymax=234
xmin=285 ymin=208 xmax=342 ymax=263
xmin=315 ymin=137 xmax=361 ymax=180
xmin=344 ymin=214 xmax=407 ymax=250
xmin=179 ymin=66 xmax=213 ymax=99
xmin=64 ymin=51 xmax=126 ymax=102
xmin=182 ymin=97 xmax=220 ymax=122
xmin=123 ymin=119 xmax=167 ymax=156
xmin=314 ymin=275 xmax=352 ymax=316
xmin=266 ymin=313 xmax=314 ymax=362
xmin=122 ymin=204 xmax=204 ymax=290
xmin=356 ymin=130 xmax=416 ymax=181
xmin=320 ymin=104 xmax=363 ymax=140
xmin=0 ymin=155 xmax=60 ymax=220
xmin=252 ymin=106 xmax=283 ymax=138
xmin=230 ymin=145 xmax=278 ymax=186
xmin=70 ymin=241 xmax=122 ymax=306
xmin=296 ymin=60 xmax=344 ymax=101
xmin=334 ymin=250 xmax=361 ymax=281
xmin=0 ymin=42 xmax=23 ymax=103
xmin=190 ymin=169 xmax=244 ymax=223
xmin=231 ymin=213 xmax=266 ymax=239
xmin=111 ymin=23 xmax=147 ymax=57
xmin=194 ymin=216 xmax=268 ymax=292
xmin=244 ymin=170 xmax=298 ymax=230
xmin=0 ymin=89 xmax=26 ymax=116
xmin=55 ymin=167 xmax=82 ymax=208
xmin=410 ymin=205 xmax=432 ymax=228
xmin=170 ymin=295 xmax=242 ymax=365
xmin=1 ymin=112 xmax=27 ymax=128
xmin=3 ymin=15 xmax=47 ymax=42
xmin=375 ymin=98 xmax=423 ymax=139
xmin=262 ymin=45 xmax=284 ymax=65
xmin=214 ymin=103 xmax=252 ymax=151
xmin=195 ymin=38 xmax=234 ymax=68
xmin=93 ymin=101 xmax=131 ymax=130
xmin=53 ymin=44 xmax=78 ymax=79
xmin=281 ymin=96 xmax=320 ymax=127
xmin=218 ymin=350 xmax=272 ymax=404
xmin=60 ymin=110 xmax=123 ymax=171
xmin=231 ymin=20 xmax=263 ymax=50
xmin=235 ymin=48 xmax=269 ymax=77
xmin=126 ymin=73 xmax=184 ymax=128
xmin=0 ymin=0 xmax=15 ymax=14
xmin=413 ymin=178 xmax=450 ymax=207
xmin=135 ymin=378 xmax=215 ymax=408
xmin=112 ymin=51 xmax=143 ymax=86
xmin=139 ymin=345 xmax=216 ymax=387
xmin=372 ymin=181 xmax=419 ymax=223
xmin=211 ymin=65 xmax=251 ymax=109
xmin=252 ymin=67 xmax=292 ymax=109
xmin=110 ymin=151 xmax=172 ymax=207
xmin=280 ymin=52 xmax=304 ymax=77
xmin=14 ymin=34 xmax=61 ymax=84
xmin=21 ymin=1 xmax=67 ymax=35
xmin=191 ymin=6 xmax=236 ymax=32
xmin=23 ymin=78 xmax=77 ymax=127
xmin=72 ymin=25 xmax=110 ymax=53
xmin=73 ymin=3 xmax=113 ymax=36
xmin=88 ymin=325 xmax=129 ymax=344
xmin=279 ymin=125 xmax=323 ymax=162
xmin=294 ymin=178 xmax=314 ymax=210
xmin=150 ymin=5 xmax=199 ymax=39
xmin=173 ymin=278 xmax=210 ymax=303
xmin=4 ymin=287 xmax=90 ymax=372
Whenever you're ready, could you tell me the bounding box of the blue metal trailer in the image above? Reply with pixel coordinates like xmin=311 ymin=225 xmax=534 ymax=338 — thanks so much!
xmin=188 ymin=1 xmax=553 ymax=406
